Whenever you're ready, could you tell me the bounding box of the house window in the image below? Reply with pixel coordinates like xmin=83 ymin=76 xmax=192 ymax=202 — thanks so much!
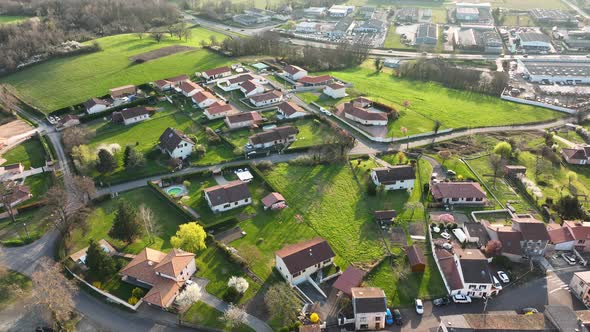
xmin=293 ymin=271 xmax=301 ymax=278
xmin=360 ymin=324 xmax=369 ymax=329
xmin=234 ymin=202 xmax=238 ymax=206
xmin=323 ymin=259 xmax=331 ymax=264
xmin=375 ymin=316 xmax=381 ymax=321
xmin=223 ymin=204 xmax=230 ymax=208
xmin=466 ymin=197 xmax=473 ymax=201
xmin=469 ymin=285 xmax=476 ymax=289
xmin=452 ymin=198 xmax=459 ymax=201
xmin=475 ymin=198 xmax=483 ymax=201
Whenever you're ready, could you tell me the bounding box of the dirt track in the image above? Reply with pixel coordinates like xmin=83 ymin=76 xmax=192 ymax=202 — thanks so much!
xmin=0 ymin=119 xmax=33 ymax=144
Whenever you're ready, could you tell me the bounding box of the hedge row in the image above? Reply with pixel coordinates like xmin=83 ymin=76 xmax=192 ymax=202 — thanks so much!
xmin=38 ymin=133 xmax=55 ymax=161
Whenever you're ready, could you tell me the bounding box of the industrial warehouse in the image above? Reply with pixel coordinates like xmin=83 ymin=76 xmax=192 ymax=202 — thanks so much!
xmin=519 ymin=58 xmax=590 ymax=84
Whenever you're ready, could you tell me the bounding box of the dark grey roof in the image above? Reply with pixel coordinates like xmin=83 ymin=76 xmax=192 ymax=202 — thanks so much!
xmin=158 ymin=127 xmax=194 ymax=152
xmin=249 ymin=126 xmax=298 ymax=145
xmin=276 ymin=237 xmax=335 ymax=274
xmin=352 ymin=288 xmax=387 ymax=314
xmin=372 ymin=165 xmax=416 ymax=184
xmin=459 ymin=258 xmax=493 ymax=284
xmin=417 ymin=23 xmax=437 ymax=39
xmin=204 ymin=181 xmax=251 ymax=206
xmin=374 ymin=210 xmax=397 ymax=221
xmin=118 ymin=106 xmax=151 ymax=120
xmin=83 ymin=97 xmax=112 ymax=109
xmin=519 ymin=32 xmax=551 ymax=44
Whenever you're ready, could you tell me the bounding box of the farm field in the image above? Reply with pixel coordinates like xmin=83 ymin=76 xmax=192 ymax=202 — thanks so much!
xmin=1 ymin=137 xmax=46 ymax=169
xmin=1 ymin=28 xmax=230 ymax=113
xmin=305 ymin=63 xmax=564 ymax=137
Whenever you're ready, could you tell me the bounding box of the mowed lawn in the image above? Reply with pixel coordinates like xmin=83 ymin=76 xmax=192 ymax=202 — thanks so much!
xmin=67 ymin=187 xmax=191 ymax=254
xmin=182 ymin=301 xmax=254 ymax=332
xmin=307 ymin=63 xmax=564 ymax=137
xmin=1 ymin=28 xmax=230 ymax=113
xmin=0 ymin=15 xmax=30 ymax=24
xmin=1 ymin=137 xmax=46 ymax=169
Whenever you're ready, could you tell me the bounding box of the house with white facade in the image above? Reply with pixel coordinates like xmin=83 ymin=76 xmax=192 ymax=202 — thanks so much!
xmin=249 ymin=126 xmax=299 ymax=149
xmin=192 ymin=90 xmax=218 ymax=109
xmin=154 ymin=74 xmax=190 ymax=91
xmin=431 ymin=182 xmax=487 ymax=205
xmin=547 ymin=225 xmax=576 ymax=251
xmin=109 ymin=85 xmax=137 ymax=100
xmin=277 ymin=102 xmax=306 ymax=119
xmin=343 ymin=101 xmax=388 ymax=126
xmin=225 ymin=111 xmax=263 ymax=130
xmin=570 ymin=271 xmax=590 ymax=308
xmin=275 ymin=237 xmax=335 ymax=285
xmin=283 ymin=64 xmax=308 ymax=81
xmin=158 ymin=127 xmax=195 ymax=160
xmin=561 ymin=146 xmax=590 ymax=165
xmin=179 ymin=81 xmax=203 ymax=97
xmin=323 ymin=83 xmax=347 ymax=99
xmin=482 ymin=216 xmax=550 ymax=261
xmin=111 ymin=106 xmax=152 ymax=126
xmin=119 ymin=248 xmax=196 ymax=308
xmin=249 ymin=90 xmax=283 ymax=107
xmin=56 ymin=114 xmax=80 ymax=129
xmin=370 ymin=165 xmax=416 ymax=191
xmin=83 ymin=97 xmax=113 ymax=114
xmin=351 ymin=287 xmax=387 ymax=331
xmin=201 ymin=66 xmax=232 ymax=81
xmin=203 ymin=104 xmax=239 ymax=120
xmin=203 ymin=181 xmax=252 ymax=213
xmin=239 ymin=80 xmax=265 ymax=98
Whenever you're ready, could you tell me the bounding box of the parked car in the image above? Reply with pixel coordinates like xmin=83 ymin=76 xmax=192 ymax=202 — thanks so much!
xmin=440 ymin=231 xmax=451 ymax=240
xmin=452 ymin=294 xmax=472 ymax=303
xmin=442 ymin=242 xmax=453 ymax=250
xmin=415 ymin=299 xmax=424 ymax=314
xmin=520 ymin=307 xmax=538 ymax=314
xmin=446 ymin=170 xmax=457 ymax=176
xmin=433 ymin=296 xmax=451 ymax=306
xmin=493 ymin=276 xmax=502 ymax=290
xmin=385 ymin=308 xmax=394 ymax=325
xmin=561 ymin=253 xmax=576 ymax=266
xmin=432 ymin=226 xmax=441 ymax=233
xmin=497 ymin=271 xmax=510 ymax=283
xmin=393 ymin=308 xmax=403 ymax=325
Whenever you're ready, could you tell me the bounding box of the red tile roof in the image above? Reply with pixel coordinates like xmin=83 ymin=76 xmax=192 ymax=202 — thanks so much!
xmin=333 ymin=266 xmax=366 ymax=296
xmin=226 ymin=111 xmax=263 ymax=124
xmin=344 ymin=103 xmax=388 ymax=121
xmin=431 ymin=182 xmax=487 ymax=200
xmin=564 ymin=220 xmax=590 ymax=240
xmin=406 ymin=244 xmax=426 ymax=267
xmin=203 ymin=66 xmax=231 ymax=77
xmin=192 ymin=90 xmax=216 ymax=103
xmin=548 ymin=226 xmax=575 ymax=244
xmin=284 ymin=64 xmax=306 ymax=75
xmin=261 ymin=192 xmax=285 ymax=207
xmin=278 ymin=101 xmax=306 ymax=117
xmin=250 ymin=90 xmax=282 ymax=103
xmin=180 ymin=81 xmax=202 ymax=94
xmin=298 ymin=75 xmax=333 ymax=84
xmin=435 ymin=248 xmax=463 ymax=291
xmin=206 ymin=104 xmax=236 ymax=116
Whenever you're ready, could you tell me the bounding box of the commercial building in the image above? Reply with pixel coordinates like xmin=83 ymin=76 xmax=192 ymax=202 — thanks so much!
xmin=353 ymin=19 xmax=385 ymax=33
xmin=328 ymin=5 xmax=355 ymax=17
xmin=415 ymin=23 xmax=438 ymax=45
xmin=517 ymin=32 xmax=552 ymax=53
xmin=454 ymin=2 xmax=493 ymax=24
xmin=232 ymin=13 xmax=271 ymax=26
xmin=562 ymin=27 xmax=590 ymax=51
xmin=303 ymin=7 xmax=326 ymax=17
xmin=530 ymin=9 xmax=576 ymax=26
xmin=395 ymin=7 xmax=419 ymax=22
xmin=519 ymin=58 xmax=590 ymax=84
xmin=295 ymin=21 xmax=323 ymax=33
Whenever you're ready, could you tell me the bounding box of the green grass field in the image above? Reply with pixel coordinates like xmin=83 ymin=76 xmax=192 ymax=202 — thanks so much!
xmin=303 ymin=63 xmax=564 ymax=137
xmin=384 ymin=26 xmax=415 ymax=50
xmin=0 ymin=270 xmax=31 ymax=310
xmin=0 ymin=15 xmax=30 ymax=24
xmin=1 ymin=28 xmax=230 ymax=113
xmin=1 ymin=137 xmax=46 ymax=169
xmin=183 ymin=301 xmax=254 ymax=332
xmin=501 ymin=14 xmax=534 ymax=26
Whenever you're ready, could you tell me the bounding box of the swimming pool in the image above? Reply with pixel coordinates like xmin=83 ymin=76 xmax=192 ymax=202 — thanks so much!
xmin=165 ymin=185 xmax=187 ymax=197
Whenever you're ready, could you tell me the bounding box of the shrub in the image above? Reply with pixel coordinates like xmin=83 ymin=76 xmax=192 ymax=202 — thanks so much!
xmin=128 ymin=296 xmax=139 ymax=305
xmin=132 ymin=287 xmax=145 ymax=298
xmin=92 ymin=281 xmax=102 ymax=289
xmin=367 ymin=182 xmax=377 ymax=196
xmin=223 ymin=285 xmax=241 ymax=303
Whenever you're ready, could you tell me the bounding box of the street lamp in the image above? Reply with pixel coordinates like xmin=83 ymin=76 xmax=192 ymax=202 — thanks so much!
xmin=23 ymin=222 xmax=29 ymax=239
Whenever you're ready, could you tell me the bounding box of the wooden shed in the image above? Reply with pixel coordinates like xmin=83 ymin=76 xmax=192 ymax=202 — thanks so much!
xmin=406 ymin=244 xmax=426 ymax=273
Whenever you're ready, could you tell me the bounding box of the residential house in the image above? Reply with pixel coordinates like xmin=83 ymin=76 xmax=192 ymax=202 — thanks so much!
xmin=112 ymin=107 xmax=152 ymax=126
xmin=83 ymin=97 xmax=113 ymax=114
xmin=56 ymin=114 xmax=80 ymax=129
xmin=430 ymin=182 xmax=487 ymax=205
xmin=261 ymin=192 xmax=286 ymax=210
xmin=374 ymin=210 xmax=397 ymax=226
xmin=283 ymin=65 xmax=308 ymax=81
xmin=119 ymin=248 xmax=196 ymax=308
xmin=203 ymin=104 xmax=238 ymax=120
xmin=407 ymin=244 xmax=426 ymax=272
xmin=0 ymin=163 xmax=24 ymax=176
xmin=547 ymin=225 xmax=576 ymax=251
xmin=217 ymin=74 xmax=266 ymax=92
xmin=561 ymin=146 xmax=590 ymax=165
xmin=225 ymin=111 xmax=263 ymax=129
xmin=333 ymin=267 xmax=366 ymax=297
xmin=351 ymin=287 xmax=387 ymax=331
xmin=69 ymin=239 xmax=116 ymax=266
xmin=564 ymin=220 xmax=590 ymax=252
xmin=298 ymin=75 xmax=334 ymax=87
xmin=192 ymin=90 xmax=218 ymax=109
xmin=457 ymin=248 xmax=496 ymax=298
xmin=275 ymin=237 xmax=335 ymax=285
xmin=109 ymin=85 xmax=137 ymax=100
xmin=239 ymin=80 xmax=265 ymax=98
xmin=482 ymin=221 xmax=526 ymax=262
xmin=154 ymin=74 xmax=190 ymax=91
xmin=249 ymin=90 xmax=283 ymax=107
xmin=0 ymin=184 xmax=31 ymax=207
xmin=435 ymin=247 xmax=464 ymax=295
xmin=203 ymin=181 xmax=252 ymax=213
xmin=202 ymin=66 xmax=232 ymax=81
xmin=323 ymin=83 xmax=347 ymax=99
xmin=343 ymin=99 xmax=388 ymax=126
xmin=571 ymin=271 xmax=590 ymax=308
xmin=277 ymin=101 xmax=306 ymax=119
xmin=370 ymin=165 xmax=416 ymax=191
xmin=512 ymin=216 xmax=550 ymax=257
xmin=158 ymin=127 xmax=195 ymax=160
xmin=248 ymin=126 xmax=298 ymax=149
xmin=179 ymin=81 xmax=203 ymax=97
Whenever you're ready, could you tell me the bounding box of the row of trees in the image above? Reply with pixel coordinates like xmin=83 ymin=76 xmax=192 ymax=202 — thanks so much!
xmin=0 ymin=0 xmax=179 ymax=73
xmin=219 ymin=31 xmax=370 ymax=71
xmin=398 ymin=58 xmax=509 ymax=96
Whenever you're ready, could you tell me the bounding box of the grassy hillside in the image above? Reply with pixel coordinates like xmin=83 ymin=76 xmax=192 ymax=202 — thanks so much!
xmin=1 ymin=27 xmax=229 ymax=113
xmin=0 ymin=15 xmax=30 ymax=24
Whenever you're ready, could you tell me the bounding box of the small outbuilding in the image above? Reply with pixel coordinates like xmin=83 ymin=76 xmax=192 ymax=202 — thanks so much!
xmin=261 ymin=192 xmax=286 ymax=210
xmin=333 ymin=266 xmax=366 ymax=297
xmin=406 ymin=244 xmax=426 ymax=272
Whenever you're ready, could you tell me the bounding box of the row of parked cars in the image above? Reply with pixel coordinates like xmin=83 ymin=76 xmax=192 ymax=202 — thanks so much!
xmin=431 ymin=271 xmax=510 ymax=307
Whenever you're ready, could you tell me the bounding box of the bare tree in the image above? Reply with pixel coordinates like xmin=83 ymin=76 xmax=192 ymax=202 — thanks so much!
xmin=437 ymin=150 xmax=452 ymax=166
xmin=61 ymin=127 xmax=92 ymax=152
xmin=43 ymin=185 xmax=89 ymax=235
xmin=31 ymin=258 xmax=78 ymax=327
xmin=489 ymin=154 xmax=505 ymax=189
xmin=138 ymin=204 xmax=156 ymax=244
xmin=150 ymin=31 xmax=165 ymax=43
xmin=0 ymin=181 xmax=17 ymax=224
xmin=71 ymin=175 xmax=96 ymax=205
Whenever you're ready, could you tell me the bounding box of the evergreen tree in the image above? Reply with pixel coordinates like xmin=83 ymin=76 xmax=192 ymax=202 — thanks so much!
xmin=123 ymin=146 xmax=132 ymax=168
xmin=96 ymin=149 xmax=117 ymax=174
xmin=109 ymin=200 xmax=142 ymax=242
xmin=85 ymin=239 xmax=117 ymax=281
xmin=123 ymin=145 xmax=145 ymax=170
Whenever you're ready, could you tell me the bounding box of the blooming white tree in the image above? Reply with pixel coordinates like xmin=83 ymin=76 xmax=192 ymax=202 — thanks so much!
xmin=222 ymin=304 xmax=248 ymax=327
xmin=175 ymin=283 xmax=202 ymax=310
xmin=227 ymin=276 xmax=249 ymax=294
